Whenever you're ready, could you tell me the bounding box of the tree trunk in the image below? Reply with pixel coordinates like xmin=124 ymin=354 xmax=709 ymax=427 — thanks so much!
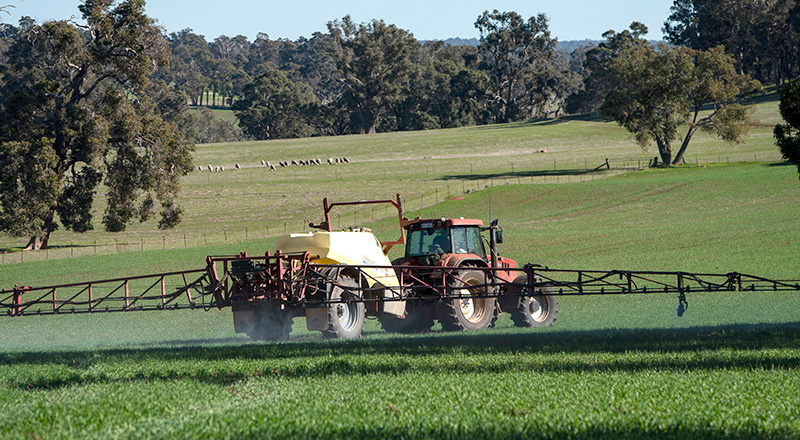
xmin=672 ymin=125 xmax=698 ymax=166
xmin=23 ymin=209 xmax=55 ymax=250
xmin=656 ymin=138 xmax=672 ymax=167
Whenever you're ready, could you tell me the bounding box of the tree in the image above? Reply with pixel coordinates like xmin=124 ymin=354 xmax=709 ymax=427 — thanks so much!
xmin=567 ymin=22 xmax=651 ymax=114
xmin=161 ymin=29 xmax=212 ymax=106
xmin=0 ymin=0 xmax=194 ymax=250
xmin=232 ymin=64 xmax=315 ymax=139
xmin=528 ymin=51 xmax=581 ymax=118
xmin=664 ymin=0 xmax=800 ymax=84
xmin=324 ymin=16 xmax=421 ymax=134
xmin=475 ymin=10 xmax=556 ymax=123
xmin=774 ymin=78 xmax=800 ymax=178
xmin=601 ymin=44 xmax=760 ymax=166
xmin=0 ymin=3 xmax=13 ymax=23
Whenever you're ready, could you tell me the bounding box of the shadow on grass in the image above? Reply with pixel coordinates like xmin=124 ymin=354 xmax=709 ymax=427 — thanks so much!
xmin=0 ymin=243 xmax=94 ymax=254
xmin=4 ymin=322 xmax=800 ymax=390
xmin=249 ymin=423 xmax=793 ymax=440
xmin=441 ymin=168 xmax=605 ymax=182
xmin=468 ymin=112 xmax=614 ymax=130
xmin=768 ymin=161 xmax=795 ymax=168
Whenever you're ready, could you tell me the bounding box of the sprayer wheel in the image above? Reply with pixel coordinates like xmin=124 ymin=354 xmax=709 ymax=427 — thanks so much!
xmin=321 ymin=275 xmax=365 ymax=339
xmin=505 ymin=275 xmax=558 ymax=327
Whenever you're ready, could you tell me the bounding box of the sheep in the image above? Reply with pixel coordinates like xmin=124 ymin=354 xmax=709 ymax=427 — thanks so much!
xmin=207 ymin=165 xmax=213 ymax=172
xmin=220 ymin=166 xmax=225 ymax=172
xmin=197 ymin=166 xmax=203 ymax=171
xmin=291 ymin=160 xmax=298 ymax=166
xmin=327 ymin=158 xmax=333 ymax=165
xmin=342 ymin=157 xmax=350 ymax=163
xmin=235 ymin=163 xmax=241 ymax=169
xmin=269 ymin=164 xmax=276 ymax=170
xmin=214 ymin=166 xmax=219 ymax=172
xmin=260 ymin=160 xmax=266 ymax=166
xmin=265 ymin=161 xmax=271 ymax=168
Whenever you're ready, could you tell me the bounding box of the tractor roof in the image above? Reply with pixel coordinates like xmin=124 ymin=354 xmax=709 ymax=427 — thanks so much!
xmin=406 ymin=218 xmax=484 ymax=230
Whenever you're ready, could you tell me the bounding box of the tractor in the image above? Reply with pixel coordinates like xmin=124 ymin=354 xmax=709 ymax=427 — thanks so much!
xmin=228 ymin=195 xmax=557 ymax=340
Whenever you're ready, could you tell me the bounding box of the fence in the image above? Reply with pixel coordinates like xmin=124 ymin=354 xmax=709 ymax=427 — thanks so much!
xmin=0 ymin=152 xmax=785 ymax=265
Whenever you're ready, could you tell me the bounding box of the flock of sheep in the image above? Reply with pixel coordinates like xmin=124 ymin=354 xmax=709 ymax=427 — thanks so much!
xmin=197 ymin=157 xmax=350 ymax=172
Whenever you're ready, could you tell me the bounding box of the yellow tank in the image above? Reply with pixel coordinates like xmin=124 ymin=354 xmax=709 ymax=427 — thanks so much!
xmin=275 ymin=229 xmax=405 ymax=321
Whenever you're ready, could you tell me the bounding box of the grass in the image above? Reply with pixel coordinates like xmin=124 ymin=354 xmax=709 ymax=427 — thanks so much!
xmin=0 ymin=91 xmax=787 ymax=259
xmin=0 ymin=92 xmax=798 ymax=439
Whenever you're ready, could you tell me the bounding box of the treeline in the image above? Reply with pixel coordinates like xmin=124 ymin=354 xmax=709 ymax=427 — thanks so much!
xmin=2 ymin=1 xmax=800 ymax=146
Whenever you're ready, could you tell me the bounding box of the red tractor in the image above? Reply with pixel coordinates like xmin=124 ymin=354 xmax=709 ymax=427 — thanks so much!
xmin=379 ymin=215 xmax=558 ymax=334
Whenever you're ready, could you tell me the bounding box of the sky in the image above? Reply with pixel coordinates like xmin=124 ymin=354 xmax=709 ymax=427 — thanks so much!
xmin=3 ymin=0 xmax=675 ymax=42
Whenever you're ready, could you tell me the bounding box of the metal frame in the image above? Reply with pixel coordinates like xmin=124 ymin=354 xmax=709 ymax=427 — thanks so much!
xmin=8 ymin=254 xmax=799 ymax=317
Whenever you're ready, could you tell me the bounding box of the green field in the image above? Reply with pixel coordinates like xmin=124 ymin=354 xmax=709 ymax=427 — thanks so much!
xmin=0 ymin=94 xmax=799 ymax=439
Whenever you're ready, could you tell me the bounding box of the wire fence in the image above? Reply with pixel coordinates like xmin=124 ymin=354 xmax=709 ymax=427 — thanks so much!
xmin=0 ymin=152 xmax=785 ymax=265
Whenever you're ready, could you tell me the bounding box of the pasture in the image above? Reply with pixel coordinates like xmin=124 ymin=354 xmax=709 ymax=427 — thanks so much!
xmin=0 ymin=93 xmax=799 ymax=439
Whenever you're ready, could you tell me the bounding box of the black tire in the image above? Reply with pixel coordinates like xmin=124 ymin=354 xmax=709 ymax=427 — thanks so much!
xmin=378 ymin=299 xmax=435 ymax=333
xmin=248 ymin=302 xmax=293 ymax=341
xmin=439 ymin=269 xmax=496 ymax=331
xmin=505 ymin=275 xmax=558 ymax=327
xmin=321 ymin=275 xmax=365 ymax=339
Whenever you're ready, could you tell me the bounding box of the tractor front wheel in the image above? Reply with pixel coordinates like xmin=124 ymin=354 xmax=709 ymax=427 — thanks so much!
xmin=322 ymin=275 xmax=365 ymax=339
xmin=439 ymin=269 xmax=495 ymax=331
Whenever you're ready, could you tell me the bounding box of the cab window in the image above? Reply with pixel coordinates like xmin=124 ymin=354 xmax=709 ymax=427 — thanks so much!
xmin=466 ymin=227 xmax=486 ymax=258
xmin=407 ymin=227 xmax=450 ymax=256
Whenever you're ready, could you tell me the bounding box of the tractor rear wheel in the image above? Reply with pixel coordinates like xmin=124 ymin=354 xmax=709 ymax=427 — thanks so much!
xmin=439 ymin=269 xmax=496 ymax=331
xmin=249 ymin=302 xmax=293 ymax=341
xmin=321 ymin=275 xmax=365 ymax=339
xmin=378 ymin=299 xmax=435 ymax=333
xmin=505 ymin=275 xmax=558 ymax=327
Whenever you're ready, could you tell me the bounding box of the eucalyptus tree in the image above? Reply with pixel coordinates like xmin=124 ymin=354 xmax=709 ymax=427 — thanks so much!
xmin=664 ymin=0 xmax=800 ymax=83
xmin=474 ymin=9 xmax=556 ymax=123
xmin=324 ymin=16 xmax=421 ymax=134
xmin=232 ymin=64 xmax=315 ymax=139
xmin=0 ymin=0 xmax=194 ymax=250
xmin=602 ymin=44 xmax=761 ymax=166
xmin=566 ymin=22 xmax=651 ymax=114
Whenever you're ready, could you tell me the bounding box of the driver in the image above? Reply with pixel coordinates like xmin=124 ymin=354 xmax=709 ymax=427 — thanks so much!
xmin=429 ymin=234 xmax=451 ymax=255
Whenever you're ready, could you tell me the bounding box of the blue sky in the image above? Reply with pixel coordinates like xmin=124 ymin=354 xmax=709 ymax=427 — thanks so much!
xmin=3 ymin=0 xmax=675 ymax=42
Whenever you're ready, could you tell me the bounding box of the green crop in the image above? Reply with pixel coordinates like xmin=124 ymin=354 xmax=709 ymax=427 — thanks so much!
xmin=0 ymin=93 xmax=798 ymax=439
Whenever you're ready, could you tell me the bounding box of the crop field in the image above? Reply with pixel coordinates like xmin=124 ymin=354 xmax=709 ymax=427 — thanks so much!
xmin=0 ymin=93 xmax=799 ymax=439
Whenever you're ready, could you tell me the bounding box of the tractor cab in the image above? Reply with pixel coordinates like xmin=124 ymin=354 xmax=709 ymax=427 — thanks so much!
xmin=402 ymin=218 xmax=489 ymax=266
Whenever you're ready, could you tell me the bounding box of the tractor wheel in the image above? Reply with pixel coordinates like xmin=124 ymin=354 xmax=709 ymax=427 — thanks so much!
xmin=505 ymin=275 xmax=558 ymax=327
xmin=249 ymin=302 xmax=293 ymax=341
xmin=378 ymin=299 xmax=435 ymax=333
xmin=321 ymin=275 xmax=365 ymax=339
xmin=439 ymin=269 xmax=496 ymax=331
